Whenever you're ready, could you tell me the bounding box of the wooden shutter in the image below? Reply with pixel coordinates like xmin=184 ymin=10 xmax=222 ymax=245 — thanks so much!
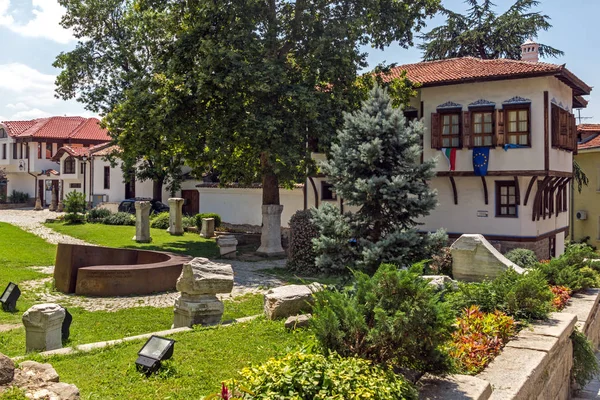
xmin=495 ymin=109 xmax=505 ymax=147
xmin=551 ymin=105 xmax=559 ymax=148
xmin=571 ymin=114 xmax=578 ymax=154
xmin=431 ymin=113 xmax=441 ymax=149
xmin=463 ymin=111 xmax=472 ymax=148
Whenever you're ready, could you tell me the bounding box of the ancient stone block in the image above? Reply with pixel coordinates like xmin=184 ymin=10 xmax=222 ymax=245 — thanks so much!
xmin=167 ymin=198 xmax=185 ymax=236
xmin=176 ymin=258 xmax=234 ymax=296
xmin=264 ymin=283 xmax=323 ymax=320
xmin=418 ymin=374 xmax=492 ymax=400
xmin=217 ymin=235 xmax=238 ymax=259
xmin=132 ymin=201 xmax=152 ymax=243
xmin=284 ymin=314 xmax=312 ymax=330
xmin=422 ymin=275 xmax=457 ymax=290
xmin=450 ymin=234 xmax=524 ymax=282
xmin=256 ymin=204 xmax=286 ymax=256
xmin=200 ymin=218 xmax=215 ymax=238
xmin=22 ymin=304 xmax=66 ymax=352
xmin=173 ymin=294 xmax=225 ymax=327
xmin=0 ymin=353 xmax=14 ymax=385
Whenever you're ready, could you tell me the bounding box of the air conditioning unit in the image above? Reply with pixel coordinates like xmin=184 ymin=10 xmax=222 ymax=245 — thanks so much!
xmin=576 ymin=210 xmax=588 ymax=220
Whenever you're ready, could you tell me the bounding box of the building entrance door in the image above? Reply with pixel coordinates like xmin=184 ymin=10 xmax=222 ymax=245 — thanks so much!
xmin=182 ymin=190 xmax=199 ymax=215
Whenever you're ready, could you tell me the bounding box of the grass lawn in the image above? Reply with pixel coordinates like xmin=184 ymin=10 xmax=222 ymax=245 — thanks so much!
xmin=0 ymin=223 xmax=56 ymax=325
xmin=29 ymin=318 xmax=312 ymax=399
xmin=45 ymin=222 xmax=219 ymax=258
xmin=0 ymin=293 xmax=264 ymax=358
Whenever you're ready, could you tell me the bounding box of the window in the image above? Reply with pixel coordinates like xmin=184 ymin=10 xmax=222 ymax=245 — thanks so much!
xmin=45 ymin=143 xmax=52 ymax=159
xmin=25 ymin=144 xmax=29 ymax=159
xmin=321 ymin=181 xmax=336 ymax=201
xmin=496 ymin=181 xmax=518 ymax=217
xmin=1 ymin=144 xmax=5 ymax=160
xmin=0 ymin=128 xmax=6 ymax=138
xmin=37 ymin=143 xmax=42 ymax=159
xmin=63 ymin=157 xmax=76 ymax=174
xmin=403 ymin=109 xmax=419 ymax=124
xmin=80 ymin=162 xmax=85 ymax=174
xmin=505 ymin=108 xmax=530 ymax=146
xmin=69 ymin=183 xmax=82 ymax=189
xmin=104 ymin=166 xmax=110 ymax=189
xmin=12 ymin=143 xmax=17 ymax=159
xmin=472 ymin=110 xmax=494 ymax=147
xmin=551 ymin=104 xmax=576 ymax=151
xmin=441 ymin=113 xmax=461 ymax=147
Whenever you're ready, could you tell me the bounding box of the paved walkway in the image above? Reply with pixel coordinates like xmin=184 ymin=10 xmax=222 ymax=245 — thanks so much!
xmin=573 ymin=353 xmax=600 ymax=399
xmin=1 ymin=209 xmax=286 ymax=312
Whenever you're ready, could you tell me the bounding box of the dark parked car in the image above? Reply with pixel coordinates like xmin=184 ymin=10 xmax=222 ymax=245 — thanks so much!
xmin=118 ymin=198 xmax=169 ymax=215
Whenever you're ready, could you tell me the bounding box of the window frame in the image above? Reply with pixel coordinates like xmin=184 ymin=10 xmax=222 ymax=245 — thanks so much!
xmin=470 ymin=106 xmax=495 ymax=148
xmin=63 ymin=156 xmax=76 ymax=174
xmin=12 ymin=143 xmax=17 ymax=160
xmin=495 ymin=180 xmax=519 ymax=218
xmin=321 ymin=181 xmax=337 ymax=201
xmin=438 ymin=109 xmax=462 ymax=148
xmin=103 ymin=166 xmax=111 ymax=190
xmin=503 ymin=105 xmax=531 ymax=147
xmin=45 ymin=143 xmax=53 ymax=159
xmin=0 ymin=128 xmax=6 ymax=139
xmin=1 ymin=144 xmax=5 ymax=160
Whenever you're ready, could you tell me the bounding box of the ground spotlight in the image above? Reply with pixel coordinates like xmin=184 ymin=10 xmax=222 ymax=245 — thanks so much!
xmin=0 ymin=282 xmax=20 ymax=312
xmin=135 ymin=335 xmax=175 ymax=375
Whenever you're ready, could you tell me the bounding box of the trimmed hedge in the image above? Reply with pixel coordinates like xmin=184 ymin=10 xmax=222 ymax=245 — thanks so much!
xmin=86 ymin=208 xmax=112 ymax=223
xmin=103 ymin=212 xmax=135 ymax=226
xmin=194 ymin=213 xmax=221 ymax=229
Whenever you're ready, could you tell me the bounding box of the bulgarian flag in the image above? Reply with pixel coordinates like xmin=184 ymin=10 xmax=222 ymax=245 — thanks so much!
xmin=442 ymin=148 xmax=456 ymax=171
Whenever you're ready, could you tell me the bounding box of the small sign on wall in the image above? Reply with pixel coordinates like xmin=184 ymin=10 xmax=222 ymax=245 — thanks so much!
xmin=477 ymin=210 xmax=488 ymax=218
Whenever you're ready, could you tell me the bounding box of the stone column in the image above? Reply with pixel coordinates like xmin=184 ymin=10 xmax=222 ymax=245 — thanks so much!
xmin=22 ymin=304 xmax=66 ymax=352
xmin=132 ymin=201 xmax=152 ymax=243
xmin=57 ymin=181 xmax=64 ymax=212
xmin=200 ymin=218 xmax=215 ymax=238
xmin=256 ymin=204 xmax=285 ymax=256
xmin=49 ymin=186 xmax=57 ymax=212
xmin=172 ymin=258 xmax=234 ymax=328
xmin=167 ymin=198 xmax=185 ymax=236
xmin=217 ymin=235 xmax=238 ymax=259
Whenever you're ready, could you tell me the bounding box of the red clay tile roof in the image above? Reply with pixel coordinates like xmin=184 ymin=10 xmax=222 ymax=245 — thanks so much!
xmin=1 ymin=117 xmax=110 ymax=142
xmin=577 ymin=124 xmax=600 ymax=133
xmin=383 ymin=57 xmax=591 ymax=96
xmin=90 ymin=144 xmax=120 ymax=157
xmin=578 ymin=134 xmax=600 ymax=150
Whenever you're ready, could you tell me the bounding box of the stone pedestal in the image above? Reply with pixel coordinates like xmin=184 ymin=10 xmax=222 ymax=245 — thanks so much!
xmin=256 ymin=204 xmax=285 ymax=256
xmin=56 ymin=201 xmax=64 ymax=213
xmin=217 ymin=235 xmax=238 ymax=259
xmin=49 ymin=190 xmax=57 ymax=212
xmin=167 ymin=198 xmax=184 ymax=236
xmin=200 ymin=218 xmax=215 ymax=238
xmin=132 ymin=201 xmax=152 ymax=243
xmin=172 ymin=258 xmax=234 ymax=328
xmin=34 ymin=197 xmax=43 ymax=211
xmin=22 ymin=304 xmax=66 ymax=352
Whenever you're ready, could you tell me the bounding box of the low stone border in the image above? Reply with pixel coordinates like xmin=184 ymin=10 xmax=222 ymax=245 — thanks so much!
xmin=419 ymin=289 xmax=600 ymax=400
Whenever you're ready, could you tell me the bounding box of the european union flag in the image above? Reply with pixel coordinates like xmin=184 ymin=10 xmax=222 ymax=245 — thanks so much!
xmin=473 ymin=147 xmax=490 ymax=176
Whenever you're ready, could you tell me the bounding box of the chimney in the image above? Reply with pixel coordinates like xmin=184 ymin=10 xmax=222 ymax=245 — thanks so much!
xmin=521 ymin=39 xmax=540 ymax=62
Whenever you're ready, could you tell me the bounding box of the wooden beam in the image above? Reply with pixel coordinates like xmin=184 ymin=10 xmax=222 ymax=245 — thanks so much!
xmin=544 ymin=91 xmax=549 ymax=171
xmin=481 ymin=176 xmax=488 ymax=205
xmin=436 ymin=170 xmax=573 ymax=178
xmin=532 ymin=176 xmax=552 ymax=221
xmin=513 ymin=176 xmax=520 ymax=205
xmin=524 ymin=176 xmax=537 ymax=206
xmin=449 ymin=176 xmax=458 ymax=205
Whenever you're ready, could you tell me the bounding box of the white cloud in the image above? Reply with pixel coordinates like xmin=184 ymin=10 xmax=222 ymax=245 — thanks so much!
xmin=10 ymin=108 xmax=51 ymax=120
xmin=6 ymin=102 xmax=29 ymax=110
xmin=0 ymin=0 xmax=74 ymax=44
xmin=0 ymin=63 xmax=55 ymax=93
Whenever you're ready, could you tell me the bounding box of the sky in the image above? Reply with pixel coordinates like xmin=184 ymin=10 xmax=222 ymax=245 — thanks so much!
xmin=0 ymin=0 xmax=598 ymax=123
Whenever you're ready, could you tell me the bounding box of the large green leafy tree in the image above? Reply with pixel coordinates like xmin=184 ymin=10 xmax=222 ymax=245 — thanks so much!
xmin=419 ymin=0 xmax=563 ymax=60
xmin=54 ymin=0 xmax=184 ymax=201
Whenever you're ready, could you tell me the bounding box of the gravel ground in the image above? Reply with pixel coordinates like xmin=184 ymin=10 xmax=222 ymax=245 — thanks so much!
xmin=2 ymin=209 xmax=286 ymax=312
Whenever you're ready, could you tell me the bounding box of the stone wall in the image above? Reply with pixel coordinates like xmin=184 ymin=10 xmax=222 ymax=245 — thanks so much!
xmin=418 ymin=289 xmax=600 ymax=400
xmin=0 ymin=202 xmax=31 ymax=210
xmin=497 ymin=238 xmax=550 ymax=261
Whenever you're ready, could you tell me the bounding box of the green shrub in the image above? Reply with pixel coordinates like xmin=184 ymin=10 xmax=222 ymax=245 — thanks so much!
xmin=225 ymin=352 xmax=418 ymax=400
xmin=428 ymin=246 xmax=453 ymax=276
xmin=63 ymin=213 xmax=86 ymax=224
xmin=312 ymin=263 xmax=455 ymax=380
xmin=86 ymin=208 xmax=112 ymax=223
xmin=571 ymin=329 xmax=600 ymax=389
xmin=63 ymin=191 xmax=86 ymax=214
xmin=505 ymin=248 xmax=538 ymax=268
xmin=535 ymin=259 xmax=600 ymax=293
xmin=7 ymin=190 xmax=29 ymax=204
xmin=287 ymin=209 xmax=319 ymax=273
xmin=194 ymin=213 xmax=221 ymax=229
xmin=103 ymin=212 xmax=135 ymax=226
xmin=182 ymin=216 xmax=194 ymax=229
xmin=150 ymin=212 xmax=169 ymax=229
xmin=446 ymin=269 xmax=554 ymax=320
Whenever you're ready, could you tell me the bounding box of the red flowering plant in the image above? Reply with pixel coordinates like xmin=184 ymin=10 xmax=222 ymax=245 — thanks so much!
xmin=448 ymin=305 xmax=517 ymax=374
xmin=550 ymin=285 xmax=572 ymax=311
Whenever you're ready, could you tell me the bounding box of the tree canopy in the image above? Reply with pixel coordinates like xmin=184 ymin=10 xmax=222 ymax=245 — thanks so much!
xmin=418 ymin=0 xmax=563 ymax=60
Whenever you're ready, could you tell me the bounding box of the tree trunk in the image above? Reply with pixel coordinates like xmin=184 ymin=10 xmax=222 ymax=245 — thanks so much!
xmin=257 ymin=152 xmax=285 ymax=256
xmin=153 ymin=177 xmax=164 ymax=201
xmin=261 ymin=153 xmax=280 ymax=206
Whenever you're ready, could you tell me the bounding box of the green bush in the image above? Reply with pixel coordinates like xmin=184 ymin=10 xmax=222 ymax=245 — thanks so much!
xmin=182 ymin=216 xmax=194 ymax=229
xmin=7 ymin=190 xmax=29 ymax=204
xmin=63 ymin=191 xmax=87 ymax=214
xmin=505 ymin=248 xmax=538 ymax=269
xmin=312 ymin=264 xmax=455 ymax=380
xmin=227 ymin=352 xmax=418 ymax=400
xmin=150 ymin=212 xmax=169 ymax=229
xmin=194 ymin=213 xmax=221 ymax=229
xmin=286 ymin=209 xmax=319 ymax=273
xmin=63 ymin=213 xmax=86 ymax=224
xmin=86 ymin=208 xmax=112 ymax=223
xmin=571 ymin=329 xmax=600 ymax=389
xmin=446 ymin=269 xmax=554 ymax=320
xmin=103 ymin=212 xmax=135 ymax=226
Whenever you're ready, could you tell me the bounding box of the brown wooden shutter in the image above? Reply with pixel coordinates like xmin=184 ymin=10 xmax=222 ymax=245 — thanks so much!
xmin=431 ymin=113 xmax=441 ymax=149
xmin=495 ymin=109 xmax=505 ymax=147
xmin=463 ymin=111 xmax=472 ymax=148
xmin=571 ymin=114 xmax=578 ymax=154
xmin=551 ymin=105 xmax=559 ymax=148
